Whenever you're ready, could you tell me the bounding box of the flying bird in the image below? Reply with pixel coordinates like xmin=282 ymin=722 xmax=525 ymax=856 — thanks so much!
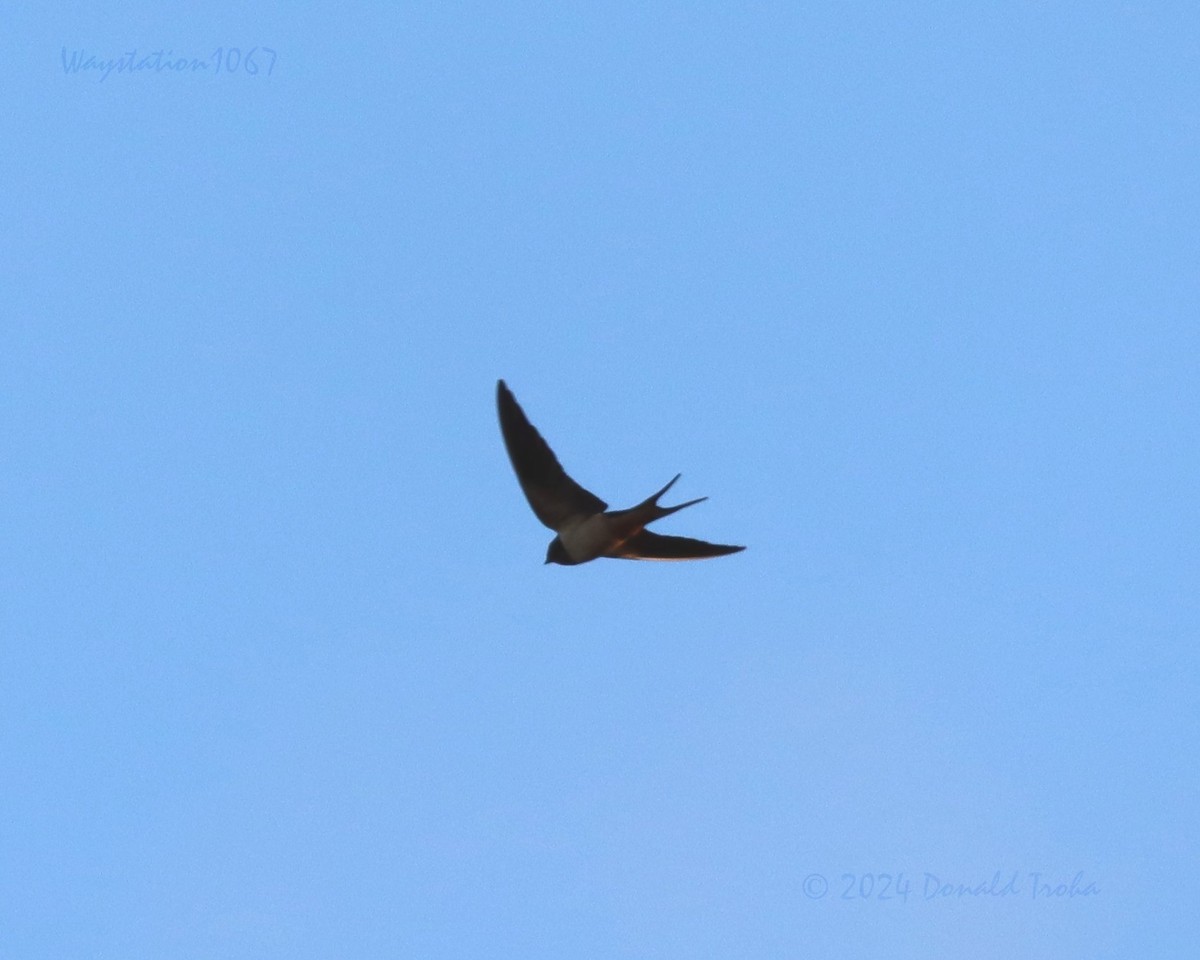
xmin=496 ymin=379 xmax=745 ymax=565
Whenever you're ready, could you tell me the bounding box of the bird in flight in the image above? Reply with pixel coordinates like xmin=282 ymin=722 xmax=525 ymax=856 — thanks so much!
xmin=496 ymin=380 xmax=745 ymax=565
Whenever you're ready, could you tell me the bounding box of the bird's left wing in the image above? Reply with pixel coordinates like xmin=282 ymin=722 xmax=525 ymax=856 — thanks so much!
xmin=497 ymin=380 xmax=607 ymax=530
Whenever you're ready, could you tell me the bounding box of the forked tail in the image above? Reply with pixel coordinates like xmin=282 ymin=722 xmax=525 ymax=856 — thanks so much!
xmin=642 ymin=473 xmax=707 ymax=519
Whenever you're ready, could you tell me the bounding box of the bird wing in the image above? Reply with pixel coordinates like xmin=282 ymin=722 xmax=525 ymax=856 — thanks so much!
xmin=496 ymin=380 xmax=607 ymax=530
xmin=610 ymin=530 xmax=746 ymax=561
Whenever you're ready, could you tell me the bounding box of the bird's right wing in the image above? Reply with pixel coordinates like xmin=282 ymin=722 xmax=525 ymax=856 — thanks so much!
xmin=496 ymin=380 xmax=607 ymax=530
xmin=612 ymin=530 xmax=745 ymax=561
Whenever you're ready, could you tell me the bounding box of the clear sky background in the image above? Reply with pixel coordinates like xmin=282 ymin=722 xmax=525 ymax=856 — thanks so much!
xmin=4 ymin=3 xmax=1198 ymax=958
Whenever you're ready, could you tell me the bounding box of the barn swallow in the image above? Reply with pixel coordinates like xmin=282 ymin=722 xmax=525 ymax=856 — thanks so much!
xmin=496 ymin=380 xmax=745 ymax=565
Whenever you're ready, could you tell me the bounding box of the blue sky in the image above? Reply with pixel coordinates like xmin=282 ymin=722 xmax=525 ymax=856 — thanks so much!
xmin=4 ymin=2 xmax=1198 ymax=957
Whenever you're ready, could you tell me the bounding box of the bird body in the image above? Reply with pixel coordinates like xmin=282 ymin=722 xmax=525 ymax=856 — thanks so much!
xmin=553 ymin=513 xmax=619 ymax=565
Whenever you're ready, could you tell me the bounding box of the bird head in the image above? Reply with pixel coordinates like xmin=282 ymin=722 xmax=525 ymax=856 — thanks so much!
xmin=544 ymin=538 xmax=572 ymax=565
